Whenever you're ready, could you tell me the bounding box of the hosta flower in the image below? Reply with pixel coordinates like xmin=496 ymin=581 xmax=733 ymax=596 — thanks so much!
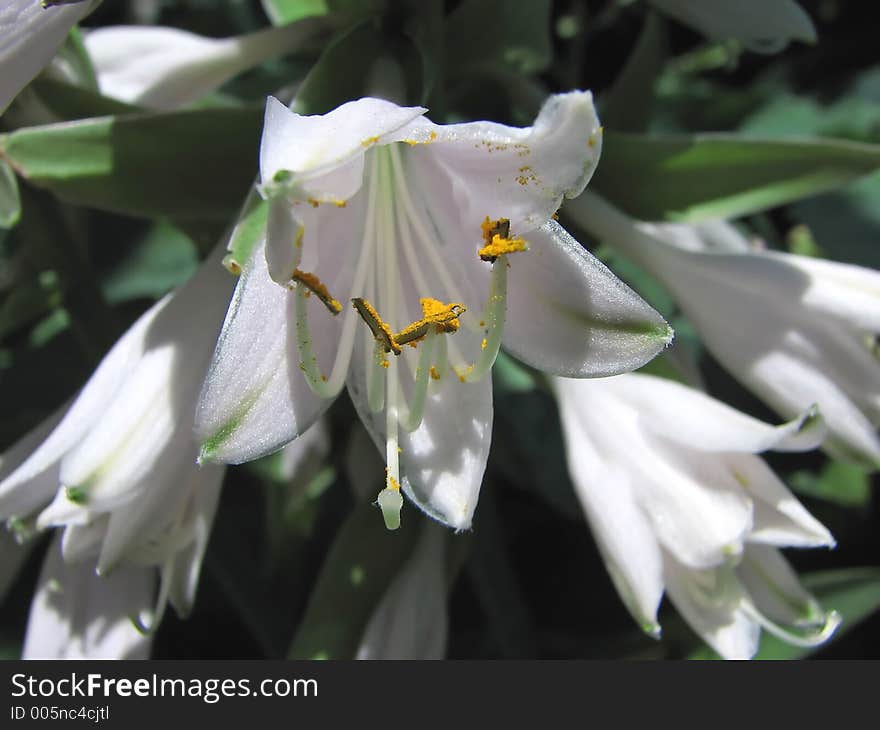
xmin=356 ymin=523 xmax=448 ymax=660
xmin=647 ymin=0 xmax=816 ymax=53
xmin=566 ymin=191 xmax=880 ymax=467
xmin=196 ymin=93 xmax=672 ymax=531
xmin=0 ymin=0 xmax=98 ymax=112
xmin=0 ymin=247 xmax=235 ymax=634
xmin=84 ymin=18 xmax=330 ymax=110
xmin=554 ymin=372 xmax=839 ymax=659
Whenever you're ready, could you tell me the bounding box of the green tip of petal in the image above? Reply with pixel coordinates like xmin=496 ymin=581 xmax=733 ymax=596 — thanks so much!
xmin=64 ymin=485 xmax=88 ymax=505
xmin=642 ymin=621 xmax=662 ymax=639
xmin=798 ymin=403 xmax=823 ymax=434
xmin=377 ymin=488 xmax=403 ymax=530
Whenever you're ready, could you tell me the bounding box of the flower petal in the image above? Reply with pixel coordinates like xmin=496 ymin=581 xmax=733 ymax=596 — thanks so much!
xmin=347 ymin=330 xmax=493 ymax=530
xmin=0 ymin=0 xmax=96 ymax=113
xmin=663 ymin=556 xmax=760 ymax=660
xmin=601 ymin=373 xmax=826 ymax=453
xmin=22 ymin=536 xmax=152 ymax=659
xmin=259 ymin=96 xmax=426 ymax=197
xmin=85 ymin=21 xmax=323 ymax=110
xmin=726 ymin=454 xmax=835 ymax=548
xmin=195 ymin=239 xmax=335 ymax=464
xmin=0 ymin=402 xmax=67 ymax=521
xmin=503 ymin=221 xmax=672 ymax=377
xmin=397 ymin=91 xmax=602 ymax=238
xmin=737 ymin=545 xmax=828 ymax=628
xmin=553 ymin=377 xmax=664 ymax=634
xmin=356 ymin=523 xmax=448 ymax=659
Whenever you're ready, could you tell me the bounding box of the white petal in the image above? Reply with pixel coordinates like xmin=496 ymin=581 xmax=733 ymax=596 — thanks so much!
xmin=638 ymin=220 xmax=754 ymax=254
xmin=23 ymin=536 xmax=152 ymax=659
xmin=195 ymin=239 xmax=334 ymax=463
xmin=167 ymin=464 xmax=225 ymax=616
xmin=0 ymin=0 xmax=96 ymax=113
xmin=0 ymin=402 xmax=67 ymax=521
xmin=553 ymin=377 xmax=664 ymax=633
xmin=0 ymin=298 xmax=159 ymax=517
xmin=399 ymin=91 xmax=602 ymax=240
xmin=259 ymin=96 xmax=425 ymax=196
xmin=737 ymin=545 xmax=827 ymax=628
xmin=769 ymin=251 xmax=880 ymax=333
xmin=663 ymin=556 xmax=760 ymax=660
xmin=726 ymin=454 xmax=835 ymax=548
xmin=649 ymin=0 xmax=817 ymax=53
xmin=85 ymin=21 xmax=322 ymax=110
xmin=356 ymin=524 xmax=448 ymax=659
xmin=601 ymin=373 xmax=825 ymax=453
xmin=347 ymin=329 xmax=493 ymax=530
xmin=503 ymin=221 xmax=672 ymax=377
xmin=58 ymin=249 xmax=233 ymax=511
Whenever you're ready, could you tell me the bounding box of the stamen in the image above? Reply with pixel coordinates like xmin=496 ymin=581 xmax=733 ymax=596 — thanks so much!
xmin=398 ymin=333 xmax=439 ymax=431
xmin=461 ymin=254 xmax=509 ymax=382
xmin=394 ymin=299 xmax=466 ymax=347
xmin=291 ymin=269 xmax=342 ymax=315
xmin=478 ymin=218 xmax=529 ymax=262
xmin=352 ymin=297 xmax=401 ymax=354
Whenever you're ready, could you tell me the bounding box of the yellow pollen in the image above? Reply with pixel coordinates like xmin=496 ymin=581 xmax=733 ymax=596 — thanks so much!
xmin=381 ymin=359 xmax=390 ymax=368
xmin=481 ymin=338 xmax=488 ymax=350
xmin=479 ymin=233 xmax=528 ymax=262
xmin=481 ymin=216 xmax=510 ymax=244
xmin=361 ymin=136 xmax=380 ymax=147
xmin=292 ymin=269 xmax=343 ymax=315
xmin=429 ymin=366 xmax=441 ymax=380
xmin=352 ymin=297 xmax=400 ymax=354
xmin=334 ymin=200 xmax=347 ymax=208
xmin=307 ymin=198 xmax=320 ymax=208
xmin=385 ymin=470 xmax=401 ymax=491
xmin=394 ymin=298 xmax=467 ymax=346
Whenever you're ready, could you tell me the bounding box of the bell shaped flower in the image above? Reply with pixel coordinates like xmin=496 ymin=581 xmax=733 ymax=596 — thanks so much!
xmin=356 ymin=522 xmax=448 ymax=660
xmin=0 ymin=0 xmax=99 ymax=113
xmin=196 ymin=93 xmax=672 ymax=531
xmin=647 ymin=0 xmax=816 ymax=53
xmin=0 ymin=247 xmax=235 ymax=633
xmin=84 ymin=17 xmax=331 ymax=110
xmin=566 ymin=192 xmax=880 ymax=468
xmin=553 ymin=372 xmax=839 ymax=659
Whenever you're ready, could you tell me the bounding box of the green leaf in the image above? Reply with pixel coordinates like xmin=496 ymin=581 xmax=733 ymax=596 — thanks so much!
xmin=261 ymin=0 xmax=329 ymax=25
xmin=0 ymin=159 xmax=21 ymax=229
xmin=601 ymin=11 xmax=668 ymax=133
xmin=287 ymin=502 xmax=420 ymax=659
xmin=100 ymin=221 xmax=199 ymax=304
xmin=292 ymin=22 xmax=388 ymax=114
xmin=0 ymin=106 xmax=262 ymax=220
xmin=29 ymin=78 xmax=141 ymax=121
xmin=592 ymin=131 xmax=880 ymax=222
xmin=445 ymin=0 xmax=552 ymax=76
xmin=789 ymin=460 xmax=872 ymax=509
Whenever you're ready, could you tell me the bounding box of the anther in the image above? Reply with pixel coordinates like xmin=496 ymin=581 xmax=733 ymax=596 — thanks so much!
xmin=292 ymin=269 xmax=343 ymax=314
xmin=352 ymin=297 xmax=401 ymax=354
xmin=478 ymin=217 xmax=529 ymax=262
xmin=394 ymin=298 xmax=467 ymax=346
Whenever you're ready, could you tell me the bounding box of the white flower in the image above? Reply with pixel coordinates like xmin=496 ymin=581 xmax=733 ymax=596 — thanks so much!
xmin=553 ymin=372 xmax=839 ymax=659
xmin=566 ymin=191 xmax=880 ymax=467
xmin=0 ymin=246 xmax=235 ymax=634
xmin=0 ymin=0 xmax=99 ymax=113
xmin=648 ymin=0 xmax=816 ymax=53
xmin=83 ymin=18 xmax=329 ymax=110
xmin=356 ymin=523 xmax=448 ymax=660
xmin=196 ymin=93 xmax=672 ymax=531
xmin=22 ymin=535 xmax=152 ymax=660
